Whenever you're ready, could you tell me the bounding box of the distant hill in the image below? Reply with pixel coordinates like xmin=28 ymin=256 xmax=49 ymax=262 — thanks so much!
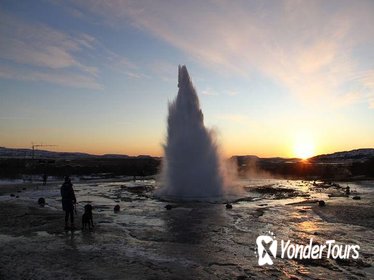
xmin=232 ymin=155 xmax=301 ymax=165
xmin=231 ymin=148 xmax=374 ymax=179
xmin=310 ymin=148 xmax=374 ymax=163
xmin=231 ymin=148 xmax=374 ymax=163
xmin=2 ymin=146 xmax=373 ymax=162
xmin=0 ymin=147 xmax=373 ymax=179
xmin=0 ymin=147 xmax=130 ymax=159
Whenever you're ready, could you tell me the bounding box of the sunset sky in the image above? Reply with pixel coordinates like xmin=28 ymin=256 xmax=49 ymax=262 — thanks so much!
xmin=1 ymin=0 xmax=373 ymax=158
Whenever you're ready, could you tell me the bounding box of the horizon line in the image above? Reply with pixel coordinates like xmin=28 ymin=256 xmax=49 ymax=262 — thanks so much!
xmin=1 ymin=146 xmax=373 ymax=160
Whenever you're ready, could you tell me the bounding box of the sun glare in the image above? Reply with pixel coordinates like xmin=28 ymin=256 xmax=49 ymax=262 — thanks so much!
xmin=293 ymin=132 xmax=315 ymax=160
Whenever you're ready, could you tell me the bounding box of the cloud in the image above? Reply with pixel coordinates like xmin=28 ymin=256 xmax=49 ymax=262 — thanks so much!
xmin=100 ymin=48 xmax=146 ymax=79
xmin=202 ymin=88 xmax=218 ymax=96
xmin=0 ymin=64 xmax=102 ymax=90
xmin=0 ymin=10 xmax=101 ymax=89
xmin=72 ymin=0 xmax=374 ymax=108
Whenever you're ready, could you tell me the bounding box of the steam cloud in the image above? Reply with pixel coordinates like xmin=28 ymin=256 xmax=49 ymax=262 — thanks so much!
xmin=158 ymin=65 xmax=225 ymax=200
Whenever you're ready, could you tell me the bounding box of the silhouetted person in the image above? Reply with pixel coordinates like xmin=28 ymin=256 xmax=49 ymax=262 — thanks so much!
xmin=42 ymin=173 xmax=47 ymax=185
xmin=346 ymin=186 xmax=350 ymax=196
xmin=60 ymin=176 xmax=76 ymax=229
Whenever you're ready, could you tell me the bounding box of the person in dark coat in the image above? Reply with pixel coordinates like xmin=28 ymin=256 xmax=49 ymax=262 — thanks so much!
xmin=60 ymin=176 xmax=76 ymax=229
xmin=42 ymin=173 xmax=47 ymax=185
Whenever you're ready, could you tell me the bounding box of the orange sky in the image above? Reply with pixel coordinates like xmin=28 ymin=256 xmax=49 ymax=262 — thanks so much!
xmin=1 ymin=1 xmax=373 ymax=158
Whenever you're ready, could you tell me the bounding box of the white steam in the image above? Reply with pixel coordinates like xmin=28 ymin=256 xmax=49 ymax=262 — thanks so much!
xmin=158 ymin=65 xmax=225 ymax=200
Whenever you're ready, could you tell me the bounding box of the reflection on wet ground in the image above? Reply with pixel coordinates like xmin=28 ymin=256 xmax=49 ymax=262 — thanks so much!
xmin=0 ymin=178 xmax=373 ymax=279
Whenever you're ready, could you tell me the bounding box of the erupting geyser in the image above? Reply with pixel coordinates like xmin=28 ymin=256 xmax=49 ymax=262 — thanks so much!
xmin=159 ymin=65 xmax=225 ymax=200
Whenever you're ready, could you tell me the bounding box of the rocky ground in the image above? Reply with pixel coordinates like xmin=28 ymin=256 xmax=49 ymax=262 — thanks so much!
xmin=0 ymin=179 xmax=373 ymax=279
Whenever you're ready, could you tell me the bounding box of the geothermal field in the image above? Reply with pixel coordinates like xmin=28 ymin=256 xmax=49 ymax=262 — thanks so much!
xmin=0 ymin=178 xmax=373 ymax=279
xmin=0 ymin=67 xmax=373 ymax=279
xmin=2 ymin=0 xmax=374 ymax=279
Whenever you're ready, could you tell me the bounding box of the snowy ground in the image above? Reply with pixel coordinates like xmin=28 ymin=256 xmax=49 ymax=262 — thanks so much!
xmin=0 ymin=178 xmax=373 ymax=279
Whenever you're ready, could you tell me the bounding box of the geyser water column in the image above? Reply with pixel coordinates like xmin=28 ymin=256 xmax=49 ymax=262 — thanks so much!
xmin=159 ymin=65 xmax=224 ymax=200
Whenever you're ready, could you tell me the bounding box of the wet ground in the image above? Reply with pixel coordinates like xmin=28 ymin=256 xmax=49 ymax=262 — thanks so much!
xmin=0 ymin=178 xmax=373 ymax=279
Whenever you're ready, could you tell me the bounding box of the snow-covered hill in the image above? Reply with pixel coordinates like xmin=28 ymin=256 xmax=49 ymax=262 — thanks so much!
xmin=310 ymin=148 xmax=374 ymax=163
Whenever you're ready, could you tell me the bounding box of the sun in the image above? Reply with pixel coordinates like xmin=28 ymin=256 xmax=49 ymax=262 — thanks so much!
xmin=293 ymin=132 xmax=315 ymax=160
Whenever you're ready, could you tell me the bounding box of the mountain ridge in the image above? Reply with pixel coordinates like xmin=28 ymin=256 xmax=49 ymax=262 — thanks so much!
xmin=1 ymin=147 xmax=373 ymax=161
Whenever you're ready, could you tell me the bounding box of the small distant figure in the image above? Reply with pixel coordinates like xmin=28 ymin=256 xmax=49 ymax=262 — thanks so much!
xmin=345 ymin=186 xmax=350 ymax=196
xmin=82 ymin=204 xmax=94 ymax=230
xmin=60 ymin=176 xmax=76 ymax=230
xmin=38 ymin=197 xmax=46 ymax=207
xmin=225 ymin=203 xmax=233 ymax=209
xmin=114 ymin=204 xmax=120 ymax=212
xmin=133 ymin=175 xmax=136 ymax=182
xmin=42 ymin=173 xmax=48 ymax=186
